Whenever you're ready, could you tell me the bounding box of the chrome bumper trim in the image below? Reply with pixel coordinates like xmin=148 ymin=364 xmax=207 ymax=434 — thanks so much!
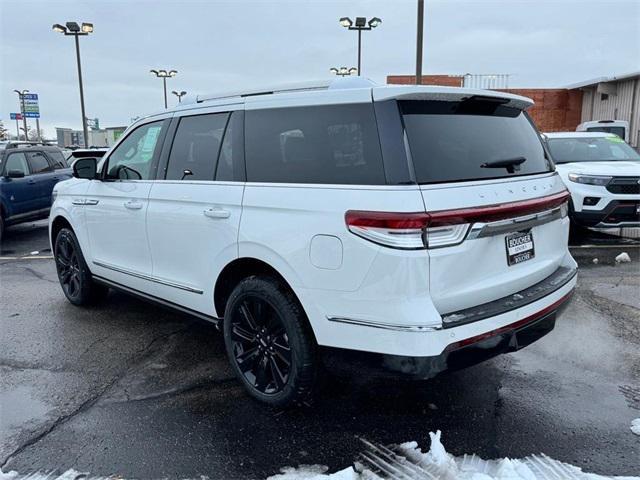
xmin=326 ymin=316 xmax=441 ymax=332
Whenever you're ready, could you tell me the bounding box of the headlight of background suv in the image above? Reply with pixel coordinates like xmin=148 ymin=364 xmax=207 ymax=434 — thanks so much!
xmin=567 ymin=173 xmax=612 ymax=186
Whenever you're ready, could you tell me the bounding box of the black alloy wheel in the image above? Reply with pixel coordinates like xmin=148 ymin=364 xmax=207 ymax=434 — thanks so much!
xmin=230 ymin=296 xmax=292 ymax=395
xmin=56 ymin=232 xmax=82 ymax=300
xmin=54 ymin=228 xmax=108 ymax=305
xmin=223 ymin=276 xmax=317 ymax=407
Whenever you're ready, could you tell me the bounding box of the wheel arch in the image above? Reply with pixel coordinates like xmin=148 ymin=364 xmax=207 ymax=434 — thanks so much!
xmin=214 ymin=257 xmax=308 ymax=324
xmin=50 ymin=215 xmax=74 ymax=253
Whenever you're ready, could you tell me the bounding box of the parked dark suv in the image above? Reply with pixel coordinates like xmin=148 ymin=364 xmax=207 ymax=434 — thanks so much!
xmin=0 ymin=142 xmax=72 ymax=240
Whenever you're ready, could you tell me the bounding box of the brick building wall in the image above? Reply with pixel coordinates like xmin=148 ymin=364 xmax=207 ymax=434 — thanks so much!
xmin=386 ymin=75 xmax=583 ymax=132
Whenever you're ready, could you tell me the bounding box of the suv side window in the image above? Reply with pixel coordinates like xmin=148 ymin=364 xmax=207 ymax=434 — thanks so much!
xmin=105 ymin=121 xmax=165 ymax=180
xmin=4 ymin=152 xmax=30 ymax=176
xmin=48 ymin=151 xmax=68 ymax=169
xmin=245 ymin=104 xmax=385 ymax=185
xmin=216 ymin=111 xmax=244 ymax=181
xmin=165 ymin=113 xmax=229 ymax=181
xmin=26 ymin=151 xmax=53 ymax=174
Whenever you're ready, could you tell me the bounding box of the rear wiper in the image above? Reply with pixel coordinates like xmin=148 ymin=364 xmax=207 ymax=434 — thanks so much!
xmin=481 ymin=156 xmax=526 ymax=173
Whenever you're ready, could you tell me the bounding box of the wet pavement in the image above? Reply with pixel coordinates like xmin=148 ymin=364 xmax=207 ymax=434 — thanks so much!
xmin=1 ymin=221 xmax=639 ymax=478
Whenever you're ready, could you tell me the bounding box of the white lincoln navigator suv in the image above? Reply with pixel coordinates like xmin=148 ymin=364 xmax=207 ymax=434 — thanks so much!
xmin=50 ymin=78 xmax=577 ymax=407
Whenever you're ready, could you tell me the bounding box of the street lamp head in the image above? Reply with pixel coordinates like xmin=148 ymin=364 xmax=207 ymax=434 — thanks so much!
xmin=158 ymin=69 xmax=168 ymax=76
xmin=150 ymin=69 xmax=159 ymax=75
xmin=168 ymin=70 xmax=178 ymax=77
xmin=65 ymin=21 xmax=80 ymax=32
xmin=180 ymin=90 xmax=187 ymax=96
xmin=354 ymin=17 xmax=367 ymax=27
xmin=348 ymin=67 xmax=358 ymax=75
xmin=368 ymin=17 xmax=382 ymax=28
xmin=52 ymin=23 xmax=67 ymax=33
xmin=329 ymin=67 xmax=339 ymax=74
xmin=339 ymin=17 xmax=353 ymax=28
xmin=81 ymin=22 xmax=94 ymax=33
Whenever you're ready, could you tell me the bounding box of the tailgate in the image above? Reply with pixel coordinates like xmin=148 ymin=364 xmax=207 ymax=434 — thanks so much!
xmin=421 ymin=174 xmax=569 ymax=313
xmin=399 ymin=95 xmax=570 ymax=314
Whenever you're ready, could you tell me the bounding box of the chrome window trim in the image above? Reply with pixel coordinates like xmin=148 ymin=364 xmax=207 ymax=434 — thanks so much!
xmin=92 ymin=261 xmax=203 ymax=294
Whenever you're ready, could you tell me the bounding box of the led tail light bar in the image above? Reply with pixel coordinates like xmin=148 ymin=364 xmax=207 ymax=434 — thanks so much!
xmin=346 ymin=190 xmax=570 ymax=250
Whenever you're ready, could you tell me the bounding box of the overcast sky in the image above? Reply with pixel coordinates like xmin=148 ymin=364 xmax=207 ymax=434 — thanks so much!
xmin=1 ymin=0 xmax=638 ymax=138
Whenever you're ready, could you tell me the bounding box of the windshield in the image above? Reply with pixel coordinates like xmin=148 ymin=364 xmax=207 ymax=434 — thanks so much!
xmin=401 ymin=100 xmax=552 ymax=184
xmin=547 ymin=136 xmax=640 ymax=163
xmin=586 ymin=126 xmax=626 ymax=138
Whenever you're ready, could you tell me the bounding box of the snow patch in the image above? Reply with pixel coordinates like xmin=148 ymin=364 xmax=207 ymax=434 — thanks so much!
xmin=615 ymin=252 xmax=631 ymax=263
xmin=270 ymin=431 xmax=640 ymax=479
xmin=632 ymin=418 xmax=640 ymax=436
xmin=268 ymin=465 xmax=355 ymax=480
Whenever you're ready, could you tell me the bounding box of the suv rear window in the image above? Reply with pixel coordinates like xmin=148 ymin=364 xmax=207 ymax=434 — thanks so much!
xmin=401 ymin=100 xmax=552 ymax=184
xmin=245 ymin=104 xmax=385 ymax=185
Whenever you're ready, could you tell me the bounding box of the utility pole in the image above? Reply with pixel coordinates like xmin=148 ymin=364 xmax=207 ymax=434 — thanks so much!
xmin=416 ymin=0 xmax=424 ymax=85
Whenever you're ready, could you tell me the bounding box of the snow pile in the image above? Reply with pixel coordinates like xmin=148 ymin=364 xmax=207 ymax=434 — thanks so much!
xmin=269 ymin=430 xmax=640 ymax=480
xmin=615 ymin=252 xmax=631 ymax=264
xmin=632 ymin=418 xmax=640 ymax=436
xmin=268 ymin=465 xmax=355 ymax=480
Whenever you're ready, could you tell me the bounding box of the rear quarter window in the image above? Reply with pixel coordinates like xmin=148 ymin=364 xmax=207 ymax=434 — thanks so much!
xmin=245 ymin=103 xmax=385 ymax=185
xmin=401 ymin=100 xmax=552 ymax=184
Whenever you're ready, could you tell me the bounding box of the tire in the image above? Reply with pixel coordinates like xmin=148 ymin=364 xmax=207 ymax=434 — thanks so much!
xmin=223 ymin=275 xmax=317 ymax=408
xmin=54 ymin=227 xmax=109 ymax=305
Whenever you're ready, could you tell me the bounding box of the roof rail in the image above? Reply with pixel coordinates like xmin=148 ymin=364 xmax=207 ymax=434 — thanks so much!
xmin=197 ymin=80 xmax=332 ymax=104
xmin=195 ymin=77 xmax=377 ymax=104
xmin=5 ymin=141 xmax=54 ymax=149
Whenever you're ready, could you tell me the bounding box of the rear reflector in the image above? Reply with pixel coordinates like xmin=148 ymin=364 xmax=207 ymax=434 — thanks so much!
xmin=345 ymin=190 xmax=570 ymax=250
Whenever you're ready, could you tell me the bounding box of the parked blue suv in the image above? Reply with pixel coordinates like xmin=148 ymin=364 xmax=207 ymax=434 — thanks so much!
xmin=0 ymin=143 xmax=72 ymax=240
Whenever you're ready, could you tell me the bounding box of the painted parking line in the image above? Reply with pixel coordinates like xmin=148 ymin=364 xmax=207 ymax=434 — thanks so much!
xmin=0 ymin=255 xmax=54 ymax=260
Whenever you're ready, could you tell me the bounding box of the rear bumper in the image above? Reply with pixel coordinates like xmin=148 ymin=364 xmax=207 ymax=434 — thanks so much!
xmin=323 ymin=289 xmax=574 ymax=379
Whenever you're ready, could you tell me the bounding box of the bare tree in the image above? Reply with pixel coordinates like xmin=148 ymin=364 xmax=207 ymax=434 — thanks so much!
xmin=0 ymin=120 xmax=8 ymax=140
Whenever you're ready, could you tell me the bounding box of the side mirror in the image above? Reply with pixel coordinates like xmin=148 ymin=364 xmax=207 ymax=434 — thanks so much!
xmin=73 ymin=157 xmax=98 ymax=179
xmin=7 ymin=169 xmax=26 ymax=179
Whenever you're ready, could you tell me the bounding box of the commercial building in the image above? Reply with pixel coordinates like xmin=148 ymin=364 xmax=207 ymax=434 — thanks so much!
xmin=568 ymin=72 xmax=640 ymax=148
xmin=387 ymin=72 xmax=639 ymax=148
xmin=56 ymin=126 xmax=126 ymax=148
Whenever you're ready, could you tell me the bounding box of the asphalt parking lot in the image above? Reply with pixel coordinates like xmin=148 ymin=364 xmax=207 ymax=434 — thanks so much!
xmin=1 ymin=220 xmax=639 ymax=478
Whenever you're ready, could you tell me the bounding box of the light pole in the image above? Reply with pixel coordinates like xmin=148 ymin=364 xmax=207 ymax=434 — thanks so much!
xmin=13 ymin=89 xmax=29 ymax=140
xmin=329 ymin=67 xmax=358 ymax=77
xmin=150 ymin=69 xmax=177 ymax=109
xmin=171 ymin=90 xmax=187 ymax=104
xmin=416 ymin=0 xmax=424 ymax=85
xmin=52 ymin=21 xmax=93 ymax=148
xmin=338 ymin=16 xmax=382 ymax=76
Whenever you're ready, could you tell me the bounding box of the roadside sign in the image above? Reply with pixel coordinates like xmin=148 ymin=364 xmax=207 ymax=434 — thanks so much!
xmin=10 ymin=112 xmax=23 ymax=120
xmin=21 ymin=93 xmax=40 ymax=118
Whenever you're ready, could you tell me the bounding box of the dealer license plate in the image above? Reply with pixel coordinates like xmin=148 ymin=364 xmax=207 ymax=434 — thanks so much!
xmin=505 ymin=231 xmax=535 ymax=266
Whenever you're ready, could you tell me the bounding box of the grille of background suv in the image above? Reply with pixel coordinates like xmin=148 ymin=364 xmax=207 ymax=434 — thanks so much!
xmin=606 ymin=177 xmax=640 ymax=195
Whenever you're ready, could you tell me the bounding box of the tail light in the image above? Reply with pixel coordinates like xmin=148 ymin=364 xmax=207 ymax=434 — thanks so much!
xmin=346 ymin=190 xmax=570 ymax=250
xmin=345 ymin=211 xmax=470 ymax=249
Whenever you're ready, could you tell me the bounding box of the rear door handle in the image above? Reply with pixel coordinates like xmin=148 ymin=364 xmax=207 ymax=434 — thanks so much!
xmin=27 ymin=179 xmax=36 ymax=185
xmin=124 ymin=200 xmax=143 ymax=210
xmin=203 ymin=207 xmax=230 ymax=219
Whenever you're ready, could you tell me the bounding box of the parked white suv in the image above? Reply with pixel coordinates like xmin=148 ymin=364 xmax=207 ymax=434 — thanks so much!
xmin=544 ymin=132 xmax=640 ymax=228
xmin=50 ymin=78 xmax=577 ymax=407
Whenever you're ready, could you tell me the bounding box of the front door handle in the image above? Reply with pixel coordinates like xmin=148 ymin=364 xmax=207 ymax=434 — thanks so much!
xmin=203 ymin=207 xmax=231 ymax=219
xmin=27 ymin=179 xmax=36 ymax=185
xmin=124 ymin=200 xmax=143 ymax=210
